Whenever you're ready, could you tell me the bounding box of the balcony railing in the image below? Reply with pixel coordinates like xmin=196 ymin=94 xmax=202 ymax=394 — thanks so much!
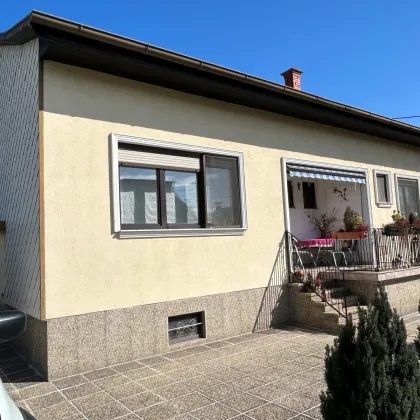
xmin=285 ymin=228 xmax=420 ymax=320
xmin=289 ymin=228 xmax=420 ymax=273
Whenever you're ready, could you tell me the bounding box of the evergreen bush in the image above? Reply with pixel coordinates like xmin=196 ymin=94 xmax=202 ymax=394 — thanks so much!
xmin=321 ymin=285 xmax=420 ymax=419
xmin=415 ymin=326 xmax=420 ymax=357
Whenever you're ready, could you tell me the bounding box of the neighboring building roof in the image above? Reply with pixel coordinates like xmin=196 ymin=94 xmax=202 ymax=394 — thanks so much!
xmin=2 ymin=11 xmax=420 ymax=147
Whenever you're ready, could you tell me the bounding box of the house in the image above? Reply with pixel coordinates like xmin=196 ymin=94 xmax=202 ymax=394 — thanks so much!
xmin=1 ymin=11 xmax=420 ymax=380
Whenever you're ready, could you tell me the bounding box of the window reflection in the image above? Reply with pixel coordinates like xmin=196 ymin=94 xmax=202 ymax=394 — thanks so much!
xmin=165 ymin=171 xmax=198 ymax=224
xmin=119 ymin=167 xmax=158 ymax=224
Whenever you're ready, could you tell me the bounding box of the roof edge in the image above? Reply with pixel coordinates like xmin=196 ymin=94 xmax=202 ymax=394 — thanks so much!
xmin=0 ymin=12 xmax=32 ymax=44
xmin=3 ymin=10 xmax=420 ymax=140
xmin=29 ymin=11 xmax=420 ymax=137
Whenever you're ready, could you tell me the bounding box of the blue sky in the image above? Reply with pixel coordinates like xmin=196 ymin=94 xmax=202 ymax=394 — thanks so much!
xmin=2 ymin=1 xmax=420 ymax=124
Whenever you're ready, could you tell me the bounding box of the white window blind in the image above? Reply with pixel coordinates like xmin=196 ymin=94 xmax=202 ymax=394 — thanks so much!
xmin=119 ymin=149 xmax=200 ymax=171
xmin=144 ymin=192 xmax=158 ymax=224
xmin=120 ymin=191 xmax=135 ymax=224
xmin=166 ymin=192 xmax=176 ymax=224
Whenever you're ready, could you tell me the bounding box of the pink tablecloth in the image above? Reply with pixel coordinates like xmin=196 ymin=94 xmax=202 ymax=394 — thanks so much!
xmin=296 ymin=238 xmax=335 ymax=248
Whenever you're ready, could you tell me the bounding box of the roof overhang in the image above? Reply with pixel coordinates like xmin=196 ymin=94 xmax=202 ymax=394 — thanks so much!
xmin=3 ymin=11 xmax=420 ymax=147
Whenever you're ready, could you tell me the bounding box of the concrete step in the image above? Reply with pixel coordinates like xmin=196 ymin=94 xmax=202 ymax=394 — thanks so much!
xmin=325 ymin=302 xmax=367 ymax=314
xmin=317 ymin=271 xmax=342 ymax=281
xmin=324 ymin=311 xmax=340 ymax=321
xmin=311 ymin=293 xmax=361 ymax=308
xmin=309 ymin=287 xmax=347 ymax=299
xmin=338 ymin=305 xmax=369 ymax=325
xmin=403 ymin=312 xmax=420 ymax=325
xmin=293 ymin=282 xmax=367 ymax=332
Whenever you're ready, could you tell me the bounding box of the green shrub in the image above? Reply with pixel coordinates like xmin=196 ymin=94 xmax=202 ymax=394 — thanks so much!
xmin=321 ymin=285 xmax=420 ymax=419
xmin=415 ymin=326 xmax=420 ymax=357
xmin=343 ymin=206 xmax=364 ymax=231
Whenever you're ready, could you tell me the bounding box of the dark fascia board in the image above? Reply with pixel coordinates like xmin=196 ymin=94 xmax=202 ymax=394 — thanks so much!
xmin=0 ymin=13 xmax=36 ymax=44
xmin=3 ymin=11 xmax=420 ymax=147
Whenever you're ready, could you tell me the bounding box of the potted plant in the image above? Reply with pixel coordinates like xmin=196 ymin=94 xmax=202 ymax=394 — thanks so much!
xmin=292 ymin=267 xmax=305 ymax=283
xmin=301 ymin=279 xmax=315 ymax=293
xmin=383 ymin=210 xmax=410 ymax=236
xmin=314 ymin=275 xmax=322 ymax=292
xmin=409 ymin=212 xmax=420 ymax=235
xmin=305 ymin=208 xmax=339 ymax=238
xmin=332 ymin=206 xmax=369 ymax=239
xmin=300 ymin=273 xmax=317 ymax=292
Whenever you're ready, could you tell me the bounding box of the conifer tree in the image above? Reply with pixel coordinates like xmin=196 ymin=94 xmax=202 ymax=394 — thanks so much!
xmin=321 ymin=285 xmax=420 ymax=420
xmin=415 ymin=326 xmax=420 ymax=357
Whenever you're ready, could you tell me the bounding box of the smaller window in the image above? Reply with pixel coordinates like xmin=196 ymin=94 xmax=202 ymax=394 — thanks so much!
xmin=168 ymin=312 xmax=205 ymax=344
xmin=374 ymin=170 xmax=392 ymax=207
xmin=205 ymin=156 xmax=241 ymax=227
xmin=376 ymin=175 xmax=388 ymax=202
xmin=287 ymin=181 xmax=294 ymax=208
xmin=303 ymin=182 xmax=317 ymax=209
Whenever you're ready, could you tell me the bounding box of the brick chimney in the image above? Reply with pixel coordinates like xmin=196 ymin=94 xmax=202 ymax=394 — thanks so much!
xmin=281 ymin=68 xmax=303 ymax=90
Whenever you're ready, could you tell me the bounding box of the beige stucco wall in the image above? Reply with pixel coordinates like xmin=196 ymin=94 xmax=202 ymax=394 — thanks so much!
xmin=41 ymin=61 xmax=420 ymax=319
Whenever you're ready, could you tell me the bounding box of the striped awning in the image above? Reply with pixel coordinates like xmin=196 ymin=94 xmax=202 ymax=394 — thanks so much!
xmin=287 ymin=164 xmax=366 ymax=184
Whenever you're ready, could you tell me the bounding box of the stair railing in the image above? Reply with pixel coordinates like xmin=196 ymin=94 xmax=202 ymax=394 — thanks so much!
xmin=286 ymin=231 xmax=349 ymax=322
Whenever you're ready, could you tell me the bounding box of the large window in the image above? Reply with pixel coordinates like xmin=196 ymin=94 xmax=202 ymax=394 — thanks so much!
xmin=112 ymin=135 xmax=246 ymax=237
xmin=397 ymin=177 xmax=420 ymax=217
xmin=119 ymin=167 xmax=199 ymax=228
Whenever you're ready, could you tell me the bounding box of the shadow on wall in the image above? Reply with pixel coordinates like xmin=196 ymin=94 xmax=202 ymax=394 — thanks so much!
xmin=253 ymin=234 xmax=290 ymax=332
xmin=43 ymin=63 xmax=420 ymax=172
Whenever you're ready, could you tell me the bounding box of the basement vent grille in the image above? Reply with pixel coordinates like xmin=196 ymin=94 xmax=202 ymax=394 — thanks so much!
xmin=168 ymin=312 xmax=205 ymax=344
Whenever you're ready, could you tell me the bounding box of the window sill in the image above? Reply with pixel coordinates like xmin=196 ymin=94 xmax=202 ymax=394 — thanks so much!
xmin=118 ymin=227 xmax=246 ymax=239
xmin=376 ymin=202 xmax=393 ymax=208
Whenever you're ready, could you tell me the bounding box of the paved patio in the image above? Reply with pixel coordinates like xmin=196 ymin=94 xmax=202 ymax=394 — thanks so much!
xmin=0 ymin=320 xmax=417 ymax=420
xmin=1 ymin=327 xmax=333 ymax=420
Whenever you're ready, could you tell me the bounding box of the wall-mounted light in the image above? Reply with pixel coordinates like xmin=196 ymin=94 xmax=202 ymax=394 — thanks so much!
xmin=297 ymin=182 xmax=301 ymax=190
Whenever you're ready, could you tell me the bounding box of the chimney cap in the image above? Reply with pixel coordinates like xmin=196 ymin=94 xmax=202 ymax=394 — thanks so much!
xmin=280 ymin=67 xmax=303 ymax=77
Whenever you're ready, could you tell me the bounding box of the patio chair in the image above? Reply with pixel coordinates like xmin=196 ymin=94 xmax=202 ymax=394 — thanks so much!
xmin=317 ymin=248 xmax=347 ymax=268
xmin=290 ymin=235 xmax=317 ymax=268
xmin=340 ymin=239 xmax=361 ymax=266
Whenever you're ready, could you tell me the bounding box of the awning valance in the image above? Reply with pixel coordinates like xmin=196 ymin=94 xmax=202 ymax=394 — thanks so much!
xmin=287 ymin=164 xmax=366 ymax=184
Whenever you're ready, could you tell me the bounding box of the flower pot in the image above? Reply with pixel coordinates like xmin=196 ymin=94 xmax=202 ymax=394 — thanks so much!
xmin=383 ymin=227 xmax=410 ymax=237
xmin=332 ymin=231 xmax=367 ymax=240
xmin=292 ymin=274 xmax=304 ymax=283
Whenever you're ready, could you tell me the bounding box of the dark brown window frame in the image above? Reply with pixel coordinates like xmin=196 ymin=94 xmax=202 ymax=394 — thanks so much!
xmin=118 ymin=147 xmax=242 ymax=230
xmin=204 ymin=155 xmax=242 ymax=228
